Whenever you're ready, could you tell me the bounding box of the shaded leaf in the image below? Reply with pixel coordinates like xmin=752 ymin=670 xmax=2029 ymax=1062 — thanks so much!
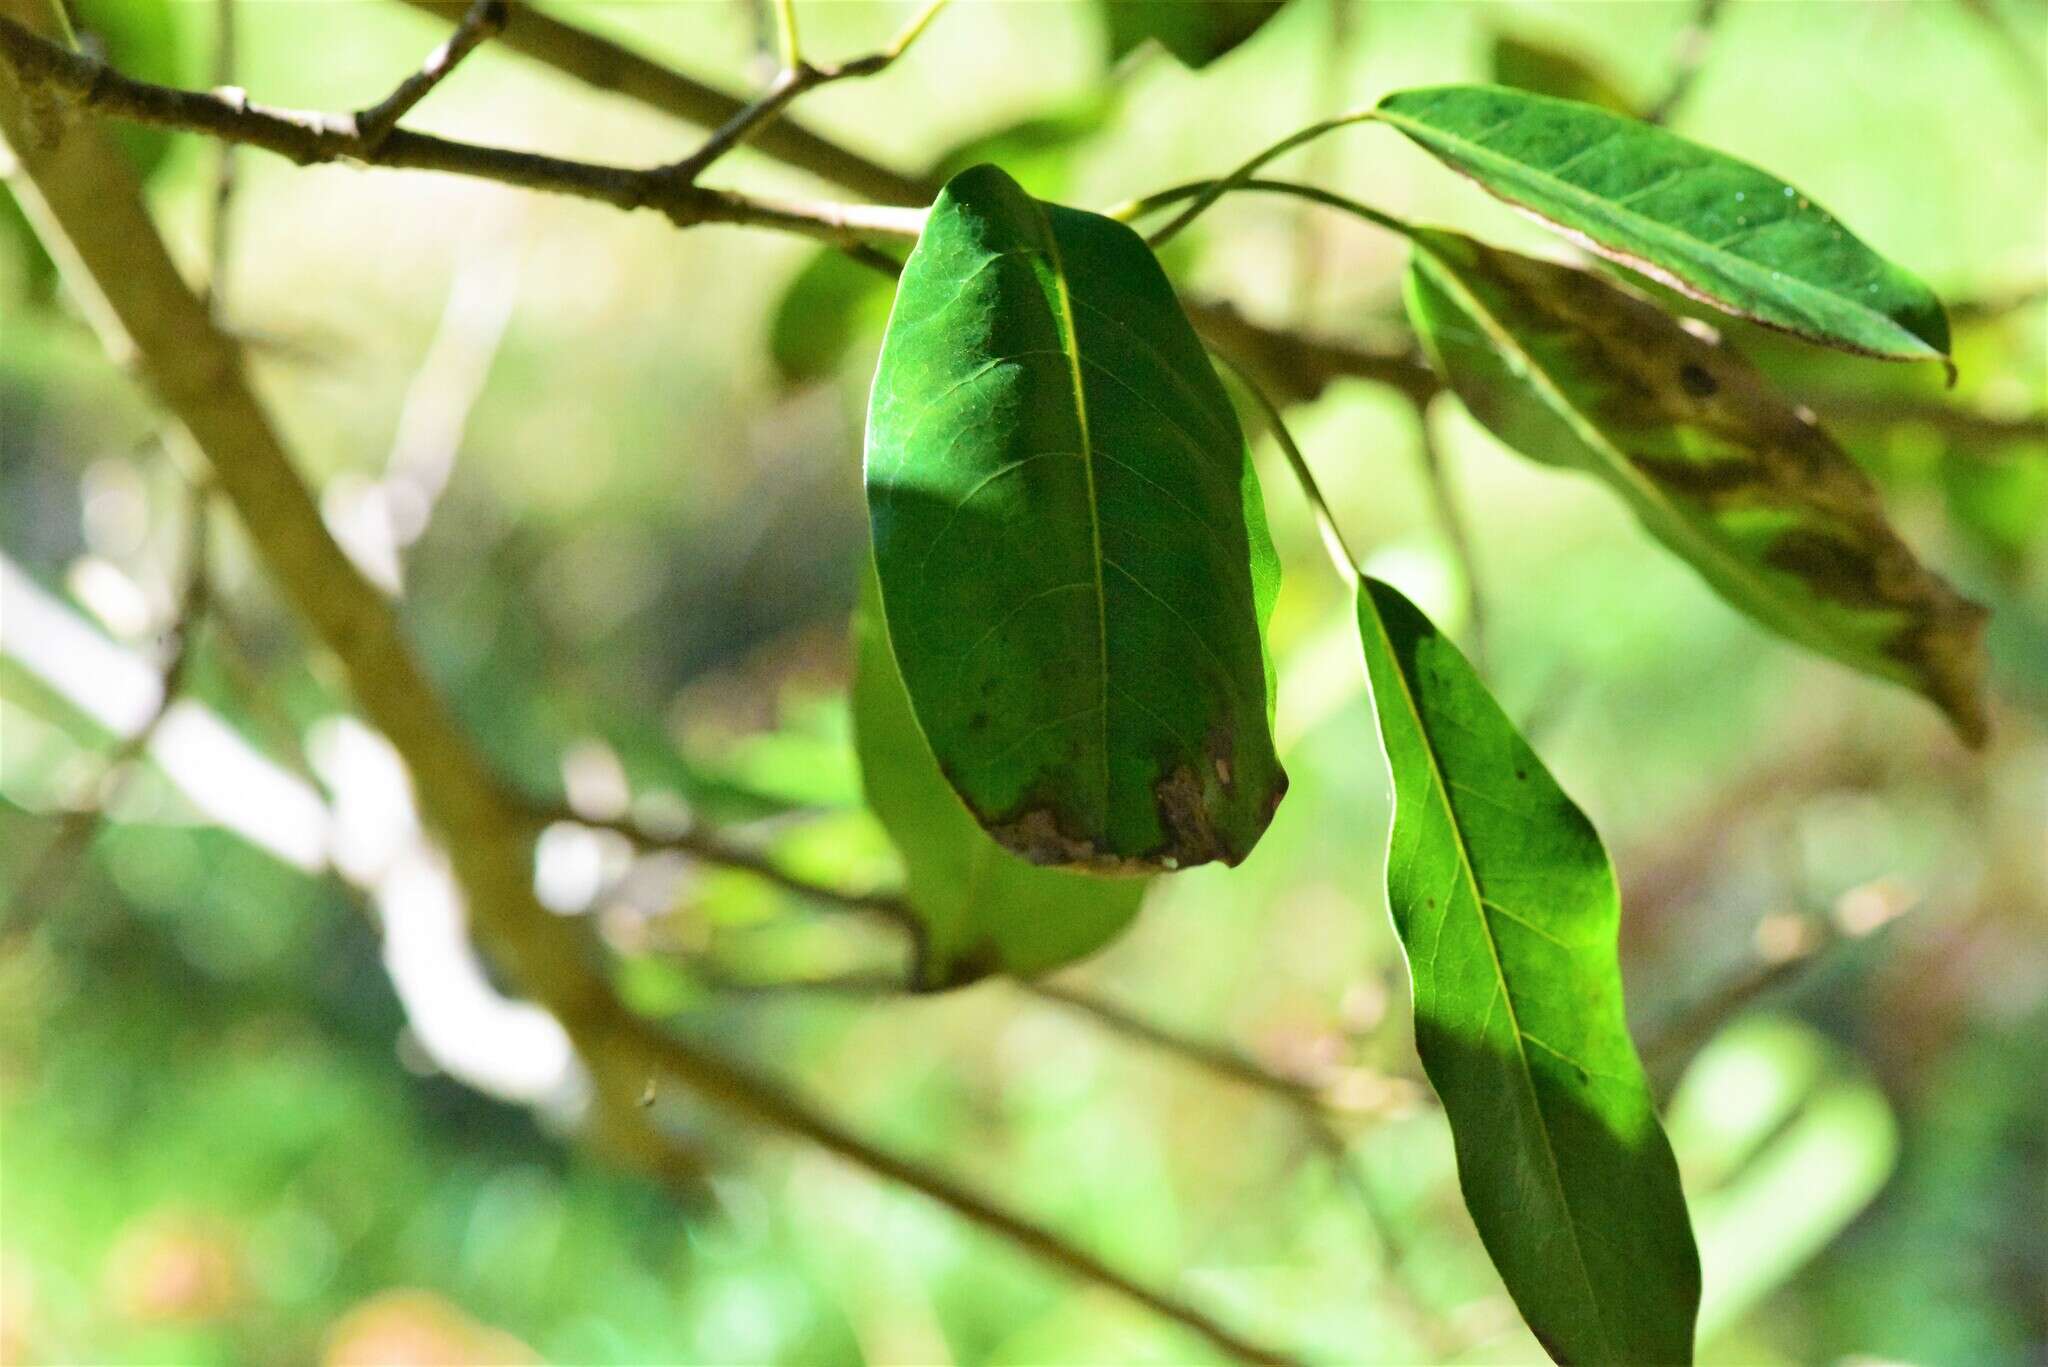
xmin=1404 ymin=229 xmax=1988 ymax=742
xmin=853 ymin=567 xmax=1147 ymax=988
xmin=1375 ymin=85 xmax=1952 ymax=368
xmin=1355 ymin=575 xmax=1700 ymax=1366
xmin=1490 ymin=35 xmax=1637 ymax=116
xmin=1103 ymin=0 xmax=1286 ymax=68
xmin=866 ymin=164 xmax=1285 ymax=873
xmin=768 ymin=248 xmax=894 ymax=386
xmin=929 ymin=91 xmax=1122 ymax=192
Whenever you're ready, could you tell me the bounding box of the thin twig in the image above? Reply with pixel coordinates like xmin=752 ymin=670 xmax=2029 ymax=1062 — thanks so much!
xmin=535 ymin=801 xmax=921 ymax=929
xmin=661 ymin=0 xmax=950 ymax=185
xmin=595 ymin=998 xmax=1299 ymax=1364
xmin=1644 ymin=0 xmax=1727 ymax=126
xmin=393 ymin=0 xmax=932 ymax=205
xmin=0 ymin=15 xmax=926 ymax=251
xmin=1212 ymin=348 xmax=1363 ymax=584
xmin=355 ymin=0 xmax=507 ymax=152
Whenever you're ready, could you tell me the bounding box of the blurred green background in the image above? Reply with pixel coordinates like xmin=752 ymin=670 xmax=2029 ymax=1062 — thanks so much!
xmin=2 ymin=1 xmax=2043 ymax=1363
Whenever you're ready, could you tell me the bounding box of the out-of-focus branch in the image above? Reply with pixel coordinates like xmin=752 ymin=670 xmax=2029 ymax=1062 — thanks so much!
xmin=1415 ymin=410 xmax=1487 ymax=669
xmin=0 ymin=15 xmax=1293 ymax=1357
xmin=537 ymin=801 xmax=920 ymax=928
xmin=2 ymin=490 xmax=210 ymax=935
xmin=202 ymin=0 xmax=235 ymax=314
xmin=1645 ymin=0 xmax=1726 ymax=126
xmin=0 ymin=14 xmax=926 ymax=250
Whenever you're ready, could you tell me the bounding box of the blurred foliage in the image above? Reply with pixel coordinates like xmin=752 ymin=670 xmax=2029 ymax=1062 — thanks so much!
xmin=2 ymin=0 xmax=2043 ymax=1363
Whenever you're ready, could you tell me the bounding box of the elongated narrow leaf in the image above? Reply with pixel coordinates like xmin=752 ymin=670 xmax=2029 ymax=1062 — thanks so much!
xmin=1356 ymin=576 xmax=1700 ymax=1366
xmin=853 ymin=568 xmax=1146 ymax=988
xmin=867 ymin=164 xmax=1285 ymax=872
xmin=1405 ymin=230 xmax=1988 ymax=743
xmin=1103 ymin=0 xmax=1286 ymax=67
xmin=1375 ymin=85 xmax=1952 ymax=367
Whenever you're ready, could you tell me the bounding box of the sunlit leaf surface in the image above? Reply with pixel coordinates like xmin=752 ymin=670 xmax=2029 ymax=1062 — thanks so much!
xmin=866 ymin=164 xmax=1285 ymax=872
xmin=1356 ymin=576 xmax=1700 ymax=1367
xmin=1377 ymin=85 xmax=1952 ymax=367
xmin=1404 ymin=229 xmax=1988 ymax=742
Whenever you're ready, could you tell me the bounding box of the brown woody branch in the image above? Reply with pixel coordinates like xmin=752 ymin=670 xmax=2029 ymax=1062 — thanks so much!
xmin=354 ymin=0 xmax=507 ymax=152
xmin=0 ymin=14 xmax=925 ymax=250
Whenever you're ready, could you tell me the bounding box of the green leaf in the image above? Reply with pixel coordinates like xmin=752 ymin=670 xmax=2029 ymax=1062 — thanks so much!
xmin=766 ymin=97 xmax=1120 ymax=387
xmin=768 ymin=248 xmax=895 ymax=386
xmin=1405 ymin=229 xmax=1988 ymax=743
xmin=853 ymin=568 xmax=1147 ymax=988
xmin=1490 ymin=35 xmax=1637 ymax=117
xmin=1375 ymin=85 xmax=1952 ymax=368
xmin=930 ymin=92 xmax=1122 ymax=193
xmin=1102 ymin=0 xmax=1286 ymax=68
xmin=1355 ymin=575 xmax=1700 ymax=1367
xmin=866 ymin=164 xmax=1286 ymax=872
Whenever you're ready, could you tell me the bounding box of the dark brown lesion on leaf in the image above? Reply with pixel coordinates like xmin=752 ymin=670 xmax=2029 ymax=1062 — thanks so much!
xmin=1764 ymin=528 xmax=1890 ymax=609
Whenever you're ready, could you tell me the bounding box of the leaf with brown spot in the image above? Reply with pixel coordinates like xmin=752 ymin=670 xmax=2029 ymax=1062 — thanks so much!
xmin=866 ymin=165 xmax=1288 ymax=871
xmin=1405 ymin=229 xmax=1988 ymax=742
xmin=852 ymin=567 xmax=1147 ymax=989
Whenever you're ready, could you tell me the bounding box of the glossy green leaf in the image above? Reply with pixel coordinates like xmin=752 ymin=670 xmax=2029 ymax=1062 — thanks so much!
xmin=767 ymin=98 xmax=1120 ymax=387
xmin=1375 ymin=85 xmax=1952 ymax=367
xmin=1405 ymin=230 xmax=1988 ymax=743
xmin=1102 ymin=0 xmax=1286 ymax=68
xmin=1356 ymin=575 xmax=1700 ymax=1366
xmin=866 ymin=164 xmax=1285 ymax=872
xmin=1490 ymin=35 xmax=1637 ymax=117
xmin=853 ymin=568 xmax=1147 ymax=988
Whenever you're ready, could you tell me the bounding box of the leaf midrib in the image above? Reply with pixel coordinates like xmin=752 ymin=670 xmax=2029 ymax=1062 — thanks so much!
xmin=1025 ymin=199 xmax=1114 ymax=821
xmin=1413 ymin=243 xmax=1913 ymax=689
xmin=1377 ymin=107 xmax=1935 ymax=359
xmin=1361 ymin=587 xmax=1614 ymax=1361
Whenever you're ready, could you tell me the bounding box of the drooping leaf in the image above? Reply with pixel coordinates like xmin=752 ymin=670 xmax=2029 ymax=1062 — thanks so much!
xmin=1490 ymin=35 xmax=1638 ymax=116
xmin=1375 ymin=85 xmax=1953 ymax=368
xmin=853 ymin=567 xmax=1147 ymax=988
xmin=866 ymin=164 xmax=1286 ymax=873
xmin=1355 ymin=575 xmax=1700 ymax=1366
xmin=1404 ymin=229 xmax=1988 ymax=742
xmin=768 ymin=248 xmax=895 ymax=386
xmin=929 ymin=91 xmax=1123 ymax=192
xmin=1102 ymin=0 xmax=1286 ymax=68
